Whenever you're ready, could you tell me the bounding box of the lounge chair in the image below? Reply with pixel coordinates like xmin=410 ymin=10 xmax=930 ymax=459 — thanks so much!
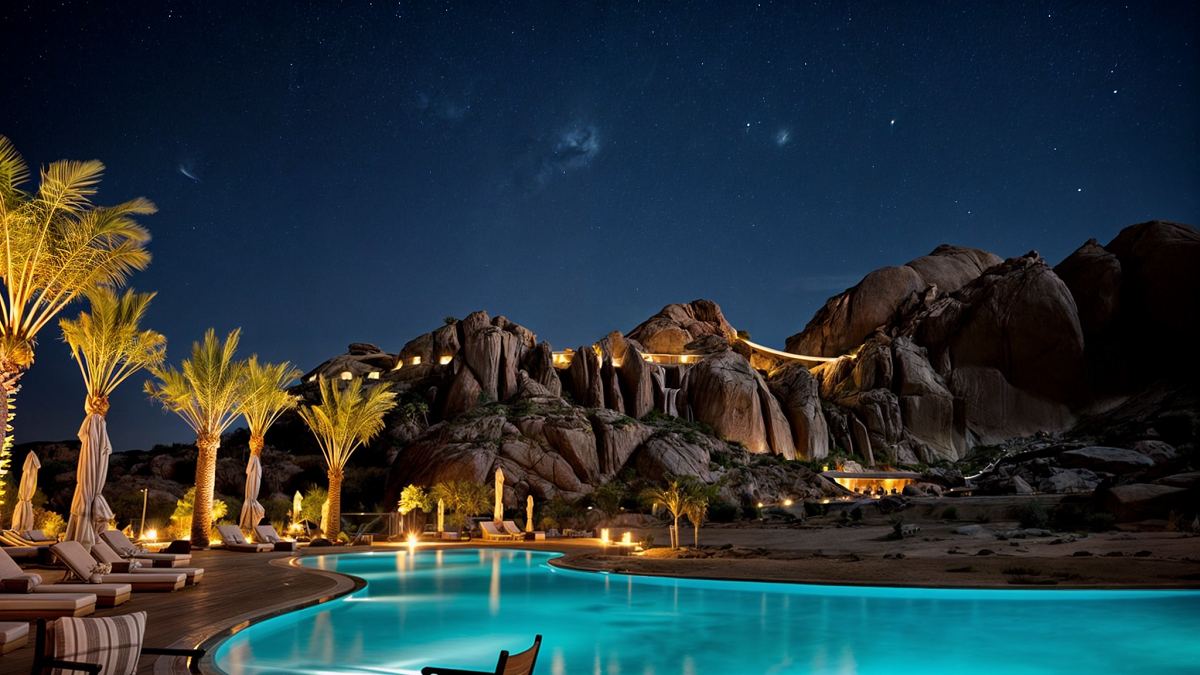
xmin=0 ymin=547 xmax=130 ymax=608
xmin=31 ymin=611 xmax=205 ymax=675
xmin=0 ymin=620 xmax=28 ymax=655
xmin=90 ymin=540 xmax=203 ymax=586
xmin=0 ymin=592 xmax=95 ymax=621
xmin=479 ymin=522 xmax=520 ymax=541
xmin=253 ymin=525 xmax=299 ymax=551
xmin=20 ymin=530 xmax=57 ymax=545
xmin=421 ymin=635 xmax=542 ymax=675
xmin=214 ymin=525 xmax=273 ymax=552
xmin=50 ymin=542 xmax=185 ymax=592
xmin=0 ymin=530 xmax=48 ymax=561
xmin=98 ymin=530 xmax=192 ymax=568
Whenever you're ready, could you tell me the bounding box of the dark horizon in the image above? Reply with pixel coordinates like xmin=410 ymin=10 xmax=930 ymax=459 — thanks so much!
xmin=1 ymin=1 xmax=1196 ymax=451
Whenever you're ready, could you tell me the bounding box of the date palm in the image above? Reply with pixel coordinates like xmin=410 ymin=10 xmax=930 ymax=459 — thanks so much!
xmin=237 ymin=356 xmax=301 ymax=457
xmin=641 ymin=480 xmax=687 ymax=549
xmin=59 ymin=287 xmax=164 ymax=544
xmin=297 ymin=377 xmax=395 ymax=541
xmin=0 ymin=136 xmax=153 ymax=508
xmin=144 ymin=329 xmax=246 ymax=547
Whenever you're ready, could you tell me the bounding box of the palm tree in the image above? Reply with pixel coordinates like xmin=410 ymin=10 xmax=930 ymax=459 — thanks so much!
xmin=236 ymin=357 xmax=301 ymax=457
xmin=59 ymin=287 xmax=164 ymax=543
xmin=296 ymin=377 xmax=395 ymax=541
xmin=0 ymin=136 xmax=153 ymax=508
xmin=60 ymin=287 xmax=165 ymax=417
xmin=641 ymin=480 xmax=688 ymax=549
xmin=144 ymin=329 xmax=246 ymax=547
xmin=682 ymin=487 xmax=711 ymax=549
xmin=430 ymin=480 xmax=492 ymax=531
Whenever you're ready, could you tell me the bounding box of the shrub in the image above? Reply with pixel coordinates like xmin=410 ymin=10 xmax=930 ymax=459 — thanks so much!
xmin=33 ymin=508 xmax=66 ymax=538
xmin=1015 ymin=500 xmax=1049 ymax=529
xmin=849 ymin=506 xmax=863 ymax=521
xmin=708 ymin=500 xmax=739 ymax=523
xmin=942 ymin=505 xmax=958 ymax=520
xmin=804 ymin=502 xmax=829 ymax=518
xmin=742 ymin=504 xmax=761 ymax=520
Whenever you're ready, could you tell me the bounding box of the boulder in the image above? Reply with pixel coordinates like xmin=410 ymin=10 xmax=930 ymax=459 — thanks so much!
xmin=627 ymin=300 xmax=736 ymax=354
xmin=632 ymin=434 xmax=716 ymax=483
xmin=1054 ymin=238 xmax=1123 ymax=337
xmin=1131 ymin=440 xmax=1177 ymax=465
xmin=618 ymin=342 xmax=655 ymax=420
xmin=683 ymin=351 xmax=778 ymax=455
xmin=1059 ymin=446 xmax=1156 ymax=474
xmin=444 ymin=365 xmax=482 ymax=418
xmin=566 ymin=346 xmax=604 ymax=408
xmin=1104 ymin=483 xmax=1190 ymax=522
xmin=1037 ymin=468 xmax=1091 ymax=494
xmin=589 ymin=408 xmax=653 ymax=476
xmin=786 ymin=245 xmax=1001 ymax=357
xmin=892 ymin=337 xmax=962 ymax=460
xmin=460 ymin=311 xmax=503 ymax=400
xmin=766 ymin=363 xmax=830 ymax=461
xmin=542 ymin=418 xmax=600 ymax=483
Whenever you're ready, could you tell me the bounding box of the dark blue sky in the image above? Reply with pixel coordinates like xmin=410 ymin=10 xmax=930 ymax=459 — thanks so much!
xmin=2 ymin=1 xmax=1197 ymax=450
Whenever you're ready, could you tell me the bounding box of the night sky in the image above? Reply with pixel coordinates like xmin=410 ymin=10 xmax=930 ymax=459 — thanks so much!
xmin=2 ymin=1 xmax=1197 ymax=451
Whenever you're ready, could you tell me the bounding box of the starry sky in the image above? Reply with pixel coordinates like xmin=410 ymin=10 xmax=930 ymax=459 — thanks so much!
xmin=1 ymin=1 xmax=1197 ymax=451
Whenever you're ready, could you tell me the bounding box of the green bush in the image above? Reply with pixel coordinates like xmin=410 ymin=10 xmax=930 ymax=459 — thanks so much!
xmin=741 ymin=504 xmax=761 ymax=520
xmin=942 ymin=505 xmax=959 ymax=520
xmin=708 ymin=500 xmax=739 ymax=523
xmin=1015 ymin=500 xmax=1049 ymax=529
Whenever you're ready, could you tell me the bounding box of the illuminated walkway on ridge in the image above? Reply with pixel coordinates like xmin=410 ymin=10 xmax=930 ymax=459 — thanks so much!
xmin=551 ymin=339 xmax=845 ymax=369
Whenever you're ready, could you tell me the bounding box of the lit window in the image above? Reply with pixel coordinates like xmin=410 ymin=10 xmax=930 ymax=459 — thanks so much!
xmin=439 ymin=355 xmax=452 ymax=365
xmin=367 ymin=371 xmax=380 ymax=380
xmin=412 ymin=356 xmax=421 ymax=365
xmin=340 ymin=371 xmax=353 ymax=380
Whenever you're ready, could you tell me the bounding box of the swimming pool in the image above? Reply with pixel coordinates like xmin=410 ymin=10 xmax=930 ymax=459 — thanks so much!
xmin=212 ymin=549 xmax=1200 ymax=674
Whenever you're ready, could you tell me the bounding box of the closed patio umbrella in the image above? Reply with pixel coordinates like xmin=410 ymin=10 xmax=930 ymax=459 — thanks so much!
xmin=240 ymin=454 xmax=265 ymax=533
xmin=525 ymin=495 xmax=534 ymax=533
xmin=63 ymin=414 xmax=115 ymax=549
xmin=494 ymin=467 xmax=504 ymax=523
xmin=293 ymin=490 xmax=303 ymax=525
xmin=437 ymin=499 xmax=444 ymax=534
xmin=11 ymin=451 xmax=40 ymax=531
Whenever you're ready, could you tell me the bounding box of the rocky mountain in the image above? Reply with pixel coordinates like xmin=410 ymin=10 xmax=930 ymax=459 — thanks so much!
xmin=292 ymin=220 xmax=1198 ymax=524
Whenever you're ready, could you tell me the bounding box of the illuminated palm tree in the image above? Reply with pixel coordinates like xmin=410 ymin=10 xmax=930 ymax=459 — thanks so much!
xmin=642 ymin=480 xmax=687 ymax=549
xmin=681 ymin=488 xmax=710 ymax=549
xmin=144 ymin=329 xmax=246 ymax=547
xmin=60 ymin=288 xmax=165 ymax=418
xmin=237 ymin=357 xmax=301 ymax=457
xmin=297 ymin=377 xmax=395 ymax=541
xmin=59 ymin=287 xmax=165 ymax=543
xmin=430 ymin=480 xmax=491 ymax=531
xmin=0 ymin=135 xmax=153 ymax=510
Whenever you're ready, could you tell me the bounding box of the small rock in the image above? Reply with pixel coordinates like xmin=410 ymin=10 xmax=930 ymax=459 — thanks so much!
xmin=1134 ymin=550 xmax=1152 ymax=557
xmin=1072 ymin=551 xmax=1093 ymax=557
xmin=1104 ymin=551 xmax=1124 ymax=557
xmin=976 ymin=549 xmax=995 ymax=556
xmin=954 ymin=525 xmax=984 ymax=536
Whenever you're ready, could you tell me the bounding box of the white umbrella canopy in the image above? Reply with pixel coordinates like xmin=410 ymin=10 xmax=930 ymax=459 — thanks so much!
xmin=525 ymin=494 xmax=534 ymax=533
xmin=292 ymin=491 xmax=303 ymax=524
xmin=239 ymin=455 xmax=265 ymax=533
xmin=63 ymin=413 xmax=115 ymax=549
xmin=11 ymin=451 xmax=40 ymax=531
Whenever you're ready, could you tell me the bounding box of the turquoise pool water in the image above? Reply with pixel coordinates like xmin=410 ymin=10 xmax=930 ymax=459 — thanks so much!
xmin=213 ymin=549 xmax=1200 ymax=675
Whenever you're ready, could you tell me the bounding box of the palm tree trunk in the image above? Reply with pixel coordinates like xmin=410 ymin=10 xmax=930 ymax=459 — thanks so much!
xmin=192 ymin=433 xmax=220 ymax=547
xmin=326 ymin=467 xmax=343 ymax=542
xmin=693 ymin=522 xmax=699 ymax=548
xmin=672 ymin=514 xmax=680 ymax=549
xmin=249 ymin=434 xmax=264 ymax=458
xmin=0 ymin=372 xmax=20 ymax=518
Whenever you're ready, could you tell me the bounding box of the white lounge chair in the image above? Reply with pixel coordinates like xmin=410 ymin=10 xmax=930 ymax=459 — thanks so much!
xmin=91 ymin=540 xmax=203 ymax=585
xmin=0 ymin=546 xmax=130 ymax=608
xmin=98 ymin=530 xmax=192 ymax=568
xmin=0 ymin=620 xmax=28 ymax=655
xmin=253 ymin=525 xmax=299 ymax=551
xmin=0 ymin=592 xmax=95 ymax=621
xmin=19 ymin=529 xmax=57 ymax=545
xmin=51 ymin=541 xmax=185 ymax=592
xmin=215 ymin=525 xmax=273 ymax=552
xmin=479 ymin=522 xmax=520 ymax=541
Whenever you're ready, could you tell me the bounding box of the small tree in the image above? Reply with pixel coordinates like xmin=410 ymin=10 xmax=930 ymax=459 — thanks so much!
xmin=682 ymin=484 xmax=712 ymax=548
xmin=145 ymin=329 xmax=246 ymax=547
xmin=296 ymin=377 xmax=396 ymax=541
xmin=430 ymin=480 xmax=491 ymax=530
xmin=398 ymin=484 xmax=432 ymax=534
xmin=641 ymin=480 xmax=688 ymax=549
xmin=237 ymin=357 xmax=301 ymax=457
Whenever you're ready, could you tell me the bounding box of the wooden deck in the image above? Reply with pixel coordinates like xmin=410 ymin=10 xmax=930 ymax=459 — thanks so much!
xmin=3 ymin=539 xmax=602 ymax=674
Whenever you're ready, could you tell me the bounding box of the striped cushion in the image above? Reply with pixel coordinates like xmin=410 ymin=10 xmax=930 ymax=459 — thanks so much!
xmin=46 ymin=611 xmax=145 ymax=675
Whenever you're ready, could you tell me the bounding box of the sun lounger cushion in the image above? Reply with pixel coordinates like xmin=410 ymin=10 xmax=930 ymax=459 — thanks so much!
xmin=0 ymin=593 xmax=96 ymax=620
xmin=215 ymin=525 xmax=273 ymax=552
xmin=51 ymin=542 xmax=185 ymax=592
xmin=91 ymin=540 xmax=203 ymax=585
xmin=98 ymin=530 xmax=192 ymax=566
xmin=46 ymin=611 xmax=146 ymax=675
xmin=254 ymin=526 xmax=298 ymax=551
xmin=0 ymin=620 xmax=29 ymax=655
xmin=21 ymin=530 xmax=56 ymax=544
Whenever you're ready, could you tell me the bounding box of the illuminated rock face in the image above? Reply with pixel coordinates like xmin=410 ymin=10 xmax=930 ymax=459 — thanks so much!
xmin=785 ymin=245 xmax=1002 ymax=358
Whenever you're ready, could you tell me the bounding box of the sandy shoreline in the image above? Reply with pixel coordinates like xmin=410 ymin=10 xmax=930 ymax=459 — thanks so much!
xmin=550 ymin=522 xmax=1200 ymax=589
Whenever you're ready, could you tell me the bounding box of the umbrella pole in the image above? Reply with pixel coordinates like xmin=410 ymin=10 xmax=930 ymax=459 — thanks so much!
xmin=139 ymin=488 xmax=147 ymax=539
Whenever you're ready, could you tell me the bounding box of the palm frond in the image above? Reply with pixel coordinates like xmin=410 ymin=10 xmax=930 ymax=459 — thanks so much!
xmin=297 ymin=377 xmax=396 ymax=472
xmin=145 ymin=328 xmax=246 ymax=438
xmin=60 ymin=287 xmax=165 ymax=404
xmin=237 ymin=356 xmax=302 ymax=438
